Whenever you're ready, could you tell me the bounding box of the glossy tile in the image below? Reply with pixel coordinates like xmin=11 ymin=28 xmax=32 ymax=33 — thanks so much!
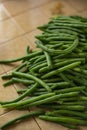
xmin=66 ymin=0 xmax=87 ymax=12
xmin=3 ymin=0 xmax=50 ymax=16
xmin=40 ymin=0 xmax=62 ymax=18
xmin=80 ymin=127 xmax=87 ymax=130
xmin=14 ymin=8 xmax=47 ymax=33
xmin=0 ymin=74 xmax=18 ymax=115
xmin=61 ymin=1 xmax=77 ymax=15
xmin=0 ymin=65 xmax=5 ymax=74
xmin=0 ymin=18 xmax=23 ymax=44
xmin=79 ymin=9 xmax=87 ymax=18
xmin=40 ymin=0 xmax=77 ymax=18
xmin=0 ymin=4 xmax=10 ymax=21
xmin=0 ymin=36 xmax=30 ymax=71
xmin=26 ymin=29 xmax=41 ymax=50
xmin=0 ymin=110 xmax=40 ymax=130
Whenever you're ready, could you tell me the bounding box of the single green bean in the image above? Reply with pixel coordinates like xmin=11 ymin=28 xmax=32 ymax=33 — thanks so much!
xmin=55 ymin=86 xmax=85 ymax=94
xmin=0 ymin=110 xmax=44 ymax=130
xmin=12 ymin=72 xmax=51 ymax=92
xmin=1 ymin=93 xmax=55 ymax=108
xmin=42 ymin=61 xmax=81 ymax=78
xmin=12 ymin=77 xmax=34 ymax=84
xmin=0 ymin=50 xmax=42 ymax=63
xmin=39 ymin=115 xmax=87 ymax=125
xmin=47 ymin=110 xmax=87 ymax=119
xmin=44 ymin=51 xmax=52 ymax=68
xmin=0 ymin=83 xmax=38 ymax=105
xmin=51 ymin=82 xmax=70 ymax=89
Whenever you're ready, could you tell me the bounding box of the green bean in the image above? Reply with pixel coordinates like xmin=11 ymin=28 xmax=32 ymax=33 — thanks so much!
xmin=32 ymin=91 xmax=47 ymax=96
xmin=12 ymin=77 xmax=34 ymax=84
xmin=56 ymin=122 xmax=79 ymax=129
xmin=55 ymin=86 xmax=85 ymax=94
xmin=47 ymin=110 xmax=87 ymax=119
xmin=59 ymin=73 xmax=75 ymax=86
xmin=43 ymin=78 xmax=62 ymax=83
xmin=67 ymin=74 xmax=87 ymax=86
xmin=46 ymin=43 xmax=63 ymax=48
xmin=53 ymin=22 xmax=87 ymax=28
xmin=0 ymin=83 xmax=38 ymax=105
xmin=39 ymin=115 xmax=87 ymax=125
xmin=0 ymin=50 xmax=42 ymax=63
xmin=49 ymin=110 xmax=87 ymax=119
xmin=29 ymin=60 xmax=46 ymax=70
xmin=0 ymin=110 xmax=44 ymax=130
xmin=26 ymin=45 xmax=30 ymax=54
xmin=30 ymin=62 xmax=47 ymax=72
xmin=3 ymin=79 xmax=14 ymax=87
xmin=12 ymin=72 xmax=51 ymax=92
xmin=1 ymin=74 xmax=13 ymax=80
xmin=39 ymin=33 xmax=74 ymax=38
xmin=1 ymin=93 xmax=55 ymax=108
xmin=54 ymin=105 xmax=85 ymax=111
xmin=17 ymin=89 xmax=28 ymax=94
xmin=42 ymin=61 xmax=81 ymax=78
xmin=23 ymin=92 xmax=79 ymax=107
xmin=44 ymin=51 xmax=52 ymax=68
xmin=34 ymin=55 xmax=45 ymax=63
xmin=36 ymin=38 xmax=79 ymax=55
xmin=15 ymin=62 xmax=26 ymax=71
xmin=63 ymin=101 xmax=87 ymax=105
xmin=80 ymin=96 xmax=87 ymax=101
xmin=40 ymin=58 xmax=83 ymax=73
xmin=47 ymin=25 xmax=84 ymax=33
xmin=59 ymin=97 xmax=77 ymax=102
xmin=51 ymin=82 xmax=70 ymax=89
xmin=1 ymin=15 xmax=87 ymax=129
xmin=52 ymin=19 xmax=84 ymax=24
xmin=81 ymin=90 xmax=87 ymax=96
xmin=29 ymin=55 xmax=40 ymax=63
xmin=48 ymin=29 xmax=78 ymax=36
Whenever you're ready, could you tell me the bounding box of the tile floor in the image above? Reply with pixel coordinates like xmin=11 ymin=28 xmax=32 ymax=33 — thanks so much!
xmin=0 ymin=0 xmax=87 ymax=130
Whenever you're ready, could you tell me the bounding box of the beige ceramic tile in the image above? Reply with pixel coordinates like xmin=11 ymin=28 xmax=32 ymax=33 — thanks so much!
xmin=14 ymin=8 xmax=48 ymax=33
xmin=61 ymin=1 xmax=77 ymax=15
xmin=79 ymin=10 xmax=87 ymax=18
xmin=66 ymin=0 xmax=87 ymax=12
xmin=26 ymin=29 xmax=41 ymax=50
xmin=3 ymin=0 xmax=51 ymax=16
xmin=0 ymin=74 xmax=18 ymax=115
xmin=35 ymin=118 xmax=68 ymax=130
xmin=0 ymin=110 xmax=40 ymax=130
xmin=0 ymin=36 xmax=30 ymax=72
xmin=0 ymin=4 xmax=10 ymax=21
xmin=0 ymin=18 xmax=23 ymax=44
xmin=0 ymin=65 xmax=5 ymax=74
xmin=80 ymin=126 xmax=87 ymax=130
xmin=0 ymin=0 xmax=4 ymax=3
xmin=40 ymin=0 xmax=62 ymax=18
xmin=40 ymin=0 xmax=77 ymax=19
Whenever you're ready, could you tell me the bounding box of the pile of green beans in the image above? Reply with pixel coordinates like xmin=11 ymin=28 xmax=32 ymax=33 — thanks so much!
xmin=0 ymin=15 xmax=87 ymax=130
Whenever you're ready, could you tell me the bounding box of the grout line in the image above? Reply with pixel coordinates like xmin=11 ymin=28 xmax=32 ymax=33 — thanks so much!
xmin=0 ymin=27 xmax=37 ymax=47
xmin=2 ymin=0 xmax=52 ymax=19
xmin=0 ymin=33 xmax=24 ymax=46
xmin=34 ymin=117 xmax=42 ymax=130
xmin=0 ymin=109 xmax=14 ymax=117
xmin=0 ymin=0 xmax=50 ymax=23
